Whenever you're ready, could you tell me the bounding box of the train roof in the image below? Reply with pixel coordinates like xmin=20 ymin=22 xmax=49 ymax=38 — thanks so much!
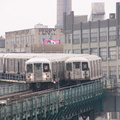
xmin=0 ymin=53 xmax=68 ymax=58
xmin=0 ymin=53 xmax=101 ymax=61
xmin=83 ymin=55 xmax=101 ymax=60
xmin=0 ymin=53 xmax=61 ymax=59
xmin=65 ymin=56 xmax=89 ymax=62
xmin=25 ymin=56 xmax=70 ymax=64
xmin=26 ymin=57 xmax=51 ymax=64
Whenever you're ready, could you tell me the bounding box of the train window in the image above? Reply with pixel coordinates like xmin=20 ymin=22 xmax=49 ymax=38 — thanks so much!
xmin=43 ymin=63 xmax=49 ymax=72
xmin=34 ymin=63 xmax=41 ymax=70
xmin=73 ymin=62 xmax=80 ymax=69
xmin=66 ymin=63 xmax=72 ymax=71
xmin=82 ymin=62 xmax=88 ymax=70
xmin=27 ymin=64 xmax=33 ymax=73
xmin=10 ymin=59 xmax=12 ymax=66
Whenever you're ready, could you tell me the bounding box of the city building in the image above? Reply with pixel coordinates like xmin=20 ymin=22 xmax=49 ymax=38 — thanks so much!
xmin=0 ymin=36 xmax=5 ymax=52
xmin=34 ymin=23 xmax=48 ymax=28
xmin=55 ymin=0 xmax=72 ymax=28
xmin=5 ymin=28 xmax=63 ymax=53
xmin=89 ymin=2 xmax=105 ymax=21
xmin=63 ymin=2 xmax=120 ymax=84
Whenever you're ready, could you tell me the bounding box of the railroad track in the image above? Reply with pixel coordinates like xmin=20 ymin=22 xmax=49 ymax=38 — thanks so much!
xmin=0 ymin=90 xmax=32 ymax=103
xmin=0 ymin=88 xmax=54 ymax=104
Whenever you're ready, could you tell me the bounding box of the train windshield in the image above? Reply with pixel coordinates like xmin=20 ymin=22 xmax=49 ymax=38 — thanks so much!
xmin=27 ymin=64 xmax=33 ymax=73
xmin=43 ymin=63 xmax=50 ymax=72
xmin=82 ymin=62 xmax=88 ymax=71
xmin=34 ymin=63 xmax=41 ymax=70
xmin=66 ymin=63 xmax=72 ymax=71
xmin=73 ymin=62 xmax=80 ymax=69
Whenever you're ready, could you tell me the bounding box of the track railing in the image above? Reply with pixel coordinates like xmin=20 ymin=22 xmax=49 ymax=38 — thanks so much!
xmin=0 ymin=73 xmax=25 ymax=81
xmin=0 ymin=83 xmax=29 ymax=95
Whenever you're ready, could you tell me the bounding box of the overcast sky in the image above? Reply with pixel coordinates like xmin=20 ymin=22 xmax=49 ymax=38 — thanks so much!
xmin=0 ymin=0 xmax=119 ymax=36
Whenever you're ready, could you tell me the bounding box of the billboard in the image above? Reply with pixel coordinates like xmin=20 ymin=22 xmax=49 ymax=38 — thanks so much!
xmin=43 ymin=40 xmax=60 ymax=44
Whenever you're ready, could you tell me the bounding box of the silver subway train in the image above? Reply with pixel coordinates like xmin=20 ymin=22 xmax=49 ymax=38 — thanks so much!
xmin=0 ymin=53 xmax=103 ymax=90
xmin=25 ymin=54 xmax=102 ymax=89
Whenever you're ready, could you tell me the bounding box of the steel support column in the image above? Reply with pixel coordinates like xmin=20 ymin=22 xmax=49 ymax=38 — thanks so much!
xmin=72 ymin=115 xmax=79 ymax=120
xmin=89 ymin=110 xmax=95 ymax=120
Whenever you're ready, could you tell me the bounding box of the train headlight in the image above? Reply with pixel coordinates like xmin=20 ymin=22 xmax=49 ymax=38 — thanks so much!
xmin=28 ymin=74 xmax=33 ymax=80
xmin=30 ymin=75 xmax=33 ymax=79
xmin=43 ymin=74 xmax=47 ymax=79
xmin=53 ymin=81 xmax=56 ymax=84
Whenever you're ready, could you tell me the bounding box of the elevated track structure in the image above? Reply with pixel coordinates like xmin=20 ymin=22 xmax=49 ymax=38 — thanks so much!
xmin=0 ymin=80 xmax=107 ymax=120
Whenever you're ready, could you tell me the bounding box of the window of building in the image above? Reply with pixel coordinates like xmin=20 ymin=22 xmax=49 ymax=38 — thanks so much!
xmin=119 ymin=28 xmax=120 ymax=39
xmin=91 ymin=29 xmax=98 ymax=42
xmin=109 ymin=27 xmax=116 ymax=41
xmin=68 ymin=49 xmax=72 ymax=53
xmin=82 ymin=29 xmax=89 ymax=43
xmin=65 ymin=34 xmax=72 ymax=44
xmin=90 ymin=48 xmax=98 ymax=55
xmin=109 ymin=66 xmax=116 ymax=83
xmin=99 ymin=47 xmax=107 ymax=61
xmin=111 ymin=112 xmax=117 ymax=119
xmin=108 ymin=47 xmax=116 ymax=60
xmin=102 ymin=66 xmax=107 ymax=77
xmin=65 ymin=49 xmax=71 ymax=54
xmin=68 ymin=34 xmax=72 ymax=43
xmin=65 ymin=34 xmax=67 ymax=44
xmin=118 ymin=47 xmax=120 ymax=59
xmin=118 ymin=66 xmax=120 ymax=79
xmin=73 ymin=49 xmax=80 ymax=54
xmin=100 ymin=28 xmax=107 ymax=42
xmin=73 ymin=31 xmax=80 ymax=44
xmin=65 ymin=49 xmax=68 ymax=53
xmin=81 ymin=49 xmax=89 ymax=54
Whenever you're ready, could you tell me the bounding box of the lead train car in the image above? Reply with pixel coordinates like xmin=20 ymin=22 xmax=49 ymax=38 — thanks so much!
xmin=25 ymin=56 xmax=69 ymax=89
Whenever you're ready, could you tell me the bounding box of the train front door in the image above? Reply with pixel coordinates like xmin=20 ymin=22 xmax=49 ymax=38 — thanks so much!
xmin=73 ymin=62 xmax=81 ymax=80
xmin=34 ymin=63 xmax=42 ymax=81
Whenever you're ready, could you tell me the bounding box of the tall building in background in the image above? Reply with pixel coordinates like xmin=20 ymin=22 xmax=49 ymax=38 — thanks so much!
xmin=0 ymin=36 xmax=5 ymax=52
xmin=90 ymin=2 xmax=105 ymax=21
xmin=55 ymin=0 xmax=72 ymax=28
